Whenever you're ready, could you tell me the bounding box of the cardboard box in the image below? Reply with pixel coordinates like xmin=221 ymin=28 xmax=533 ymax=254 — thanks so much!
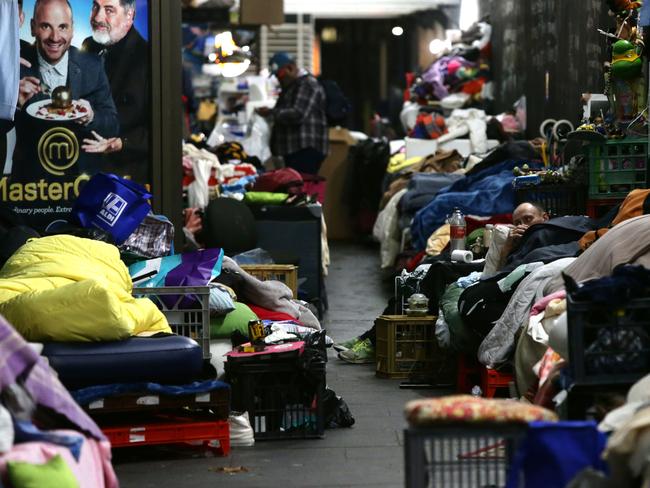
xmin=319 ymin=128 xmax=357 ymax=240
xmin=240 ymin=0 xmax=284 ymax=25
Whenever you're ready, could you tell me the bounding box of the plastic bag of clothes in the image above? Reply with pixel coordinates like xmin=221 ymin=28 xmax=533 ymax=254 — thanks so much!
xmin=119 ymin=214 xmax=174 ymax=259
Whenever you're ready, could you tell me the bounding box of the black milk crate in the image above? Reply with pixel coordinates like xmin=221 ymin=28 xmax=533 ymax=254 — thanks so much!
xmin=133 ymin=286 xmax=211 ymax=360
xmin=225 ymin=356 xmax=326 ymax=440
xmin=567 ymin=295 xmax=650 ymax=386
xmin=404 ymin=423 xmax=527 ymax=488
xmin=515 ymin=183 xmax=587 ymax=217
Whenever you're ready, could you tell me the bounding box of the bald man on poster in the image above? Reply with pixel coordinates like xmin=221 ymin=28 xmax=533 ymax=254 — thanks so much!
xmin=81 ymin=0 xmax=149 ymax=183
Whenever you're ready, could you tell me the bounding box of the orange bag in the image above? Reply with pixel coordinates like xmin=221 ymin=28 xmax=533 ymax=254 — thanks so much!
xmin=579 ymin=189 xmax=650 ymax=250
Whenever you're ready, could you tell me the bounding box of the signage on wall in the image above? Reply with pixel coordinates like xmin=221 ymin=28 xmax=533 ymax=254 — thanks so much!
xmin=2 ymin=0 xmax=151 ymax=231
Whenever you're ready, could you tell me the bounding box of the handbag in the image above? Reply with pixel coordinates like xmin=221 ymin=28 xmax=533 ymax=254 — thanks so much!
xmin=72 ymin=173 xmax=152 ymax=245
xmin=119 ymin=214 xmax=175 ymax=258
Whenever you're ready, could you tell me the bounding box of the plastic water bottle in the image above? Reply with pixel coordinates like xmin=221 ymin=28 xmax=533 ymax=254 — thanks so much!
xmin=449 ymin=208 xmax=466 ymax=252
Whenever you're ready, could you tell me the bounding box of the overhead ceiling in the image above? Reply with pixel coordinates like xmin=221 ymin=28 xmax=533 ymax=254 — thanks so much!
xmin=283 ymin=0 xmax=458 ymax=18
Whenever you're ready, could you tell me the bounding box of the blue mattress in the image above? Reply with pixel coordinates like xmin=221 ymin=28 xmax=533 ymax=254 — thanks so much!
xmin=42 ymin=335 xmax=204 ymax=389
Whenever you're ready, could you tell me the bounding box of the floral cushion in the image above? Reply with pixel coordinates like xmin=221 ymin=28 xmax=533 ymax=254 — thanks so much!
xmin=405 ymin=395 xmax=558 ymax=426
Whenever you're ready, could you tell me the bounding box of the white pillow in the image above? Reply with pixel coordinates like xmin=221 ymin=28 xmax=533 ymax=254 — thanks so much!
xmin=482 ymin=224 xmax=511 ymax=278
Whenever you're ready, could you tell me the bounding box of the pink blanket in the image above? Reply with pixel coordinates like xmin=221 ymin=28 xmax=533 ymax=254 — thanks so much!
xmin=0 ymin=432 xmax=118 ymax=488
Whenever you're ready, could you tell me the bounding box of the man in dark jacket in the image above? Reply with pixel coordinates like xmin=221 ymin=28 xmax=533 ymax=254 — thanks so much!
xmin=80 ymin=0 xmax=149 ymax=183
xmin=257 ymin=52 xmax=328 ymax=174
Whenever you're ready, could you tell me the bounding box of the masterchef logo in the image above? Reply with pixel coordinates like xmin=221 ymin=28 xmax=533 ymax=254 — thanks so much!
xmin=37 ymin=127 xmax=80 ymax=176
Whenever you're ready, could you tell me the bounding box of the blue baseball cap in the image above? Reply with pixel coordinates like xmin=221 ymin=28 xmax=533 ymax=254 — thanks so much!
xmin=269 ymin=52 xmax=295 ymax=75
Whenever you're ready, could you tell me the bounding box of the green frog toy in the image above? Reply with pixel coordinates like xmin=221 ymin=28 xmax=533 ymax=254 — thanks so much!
xmin=611 ymin=39 xmax=643 ymax=79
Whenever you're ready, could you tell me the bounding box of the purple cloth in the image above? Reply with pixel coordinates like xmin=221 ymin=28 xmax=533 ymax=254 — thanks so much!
xmin=421 ymin=56 xmax=477 ymax=101
xmin=0 ymin=315 xmax=105 ymax=440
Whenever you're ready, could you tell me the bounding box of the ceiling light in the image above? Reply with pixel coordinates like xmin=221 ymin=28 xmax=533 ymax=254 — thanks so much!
xmin=429 ymin=38 xmax=447 ymax=56
xmin=392 ymin=26 xmax=404 ymax=37
xmin=321 ymin=27 xmax=338 ymax=43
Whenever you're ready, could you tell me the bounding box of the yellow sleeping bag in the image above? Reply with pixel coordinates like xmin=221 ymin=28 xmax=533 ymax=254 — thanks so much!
xmin=0 ymin=235 xmax=170 ymax=342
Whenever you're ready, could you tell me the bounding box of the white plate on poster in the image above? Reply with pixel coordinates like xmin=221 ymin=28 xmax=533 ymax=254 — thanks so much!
xmin=26 ymin=99 xmax=87 ymax=121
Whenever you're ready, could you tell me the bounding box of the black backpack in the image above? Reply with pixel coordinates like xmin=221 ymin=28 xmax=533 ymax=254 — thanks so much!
xmin=318 ymin=78 xmax=352 ymax=127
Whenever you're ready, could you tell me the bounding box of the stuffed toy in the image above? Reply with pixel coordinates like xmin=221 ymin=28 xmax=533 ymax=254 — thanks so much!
xmin=611 ymin=39 xmax=643 ymax=78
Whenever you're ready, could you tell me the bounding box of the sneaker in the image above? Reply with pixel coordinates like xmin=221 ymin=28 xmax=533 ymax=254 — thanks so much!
xmin=333 ymin=337 xmax=360 ymax=352
xmin=338 ymin=338 xmax=375 ymax=364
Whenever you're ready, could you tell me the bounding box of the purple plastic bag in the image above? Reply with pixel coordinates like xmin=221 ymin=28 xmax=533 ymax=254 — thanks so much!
xmin=162 ymin=248 xmax=224 ymax=309
xmin=164 ymin=248 xmax=224 ymax=288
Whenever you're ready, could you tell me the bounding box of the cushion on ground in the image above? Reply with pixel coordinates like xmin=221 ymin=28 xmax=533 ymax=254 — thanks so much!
xmin=405 ymin=395 xmax=558 ymax=427
xmin=210 ymin=302 xmax=258 ymax=339
xmin=42 ymin=335 xmax=204 ymax=389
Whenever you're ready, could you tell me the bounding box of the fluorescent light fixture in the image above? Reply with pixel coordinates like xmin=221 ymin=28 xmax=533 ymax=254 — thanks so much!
xmin=392 ymin=26 xmax=404 ymax=36
xmin=459 ymin=0 xmax=479 ymax=31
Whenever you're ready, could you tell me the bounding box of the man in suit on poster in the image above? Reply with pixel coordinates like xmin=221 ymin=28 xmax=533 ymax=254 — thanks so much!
xmin=18 ymin=0 xmax=118 ymax=135
xmin=13 ymin=0 xmax=119 ymax=181
xmin=81 ymin=0 xmax=150 ymax=183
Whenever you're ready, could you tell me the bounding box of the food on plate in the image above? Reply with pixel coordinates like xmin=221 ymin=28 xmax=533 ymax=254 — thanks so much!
xmin=33 ymin=92 xmax=87 ymax=120
xmin=50 ymin=86 xmax=73 ymax=111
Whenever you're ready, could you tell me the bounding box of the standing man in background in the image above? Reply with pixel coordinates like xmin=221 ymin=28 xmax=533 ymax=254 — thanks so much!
xmin=256 ymin=52 xmax=328 ymax=174
xmin=81 ymin=0 xmax=149 ymax=183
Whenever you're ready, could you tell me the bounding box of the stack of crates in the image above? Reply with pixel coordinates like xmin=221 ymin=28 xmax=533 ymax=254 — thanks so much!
xmin=584 ymin=137 xmax=648 ymax=216
xmin=226 ymin=339 xmax=327 ymax=440
xmin=375 ymin=315 xmax=438 ymax=379
xmin=96 ymin=286 xmax=229 ymax=454
xmin=241 ymin=264 xmax=299 ymax=298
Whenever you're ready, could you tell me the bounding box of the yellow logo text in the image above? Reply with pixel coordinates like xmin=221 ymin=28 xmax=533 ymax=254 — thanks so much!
xmin=0 ymin=174 xmax=90 ymax=202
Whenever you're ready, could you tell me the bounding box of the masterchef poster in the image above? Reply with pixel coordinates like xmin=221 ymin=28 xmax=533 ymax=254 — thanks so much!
xmin=2 ymin=0 xmax=150 ymax=231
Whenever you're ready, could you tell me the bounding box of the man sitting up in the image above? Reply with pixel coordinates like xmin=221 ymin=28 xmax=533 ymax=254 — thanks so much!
xmin=458 ymin=203 xmax=593 ymax=337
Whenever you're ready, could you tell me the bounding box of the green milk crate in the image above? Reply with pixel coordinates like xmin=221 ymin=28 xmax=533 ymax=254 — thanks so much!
xmin=585 ymin=138 xmax=648 ymax=199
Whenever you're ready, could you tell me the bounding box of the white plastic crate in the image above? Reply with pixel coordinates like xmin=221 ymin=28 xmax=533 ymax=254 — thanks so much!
xmin=133 ymin=286 xmax=211 ymax=359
